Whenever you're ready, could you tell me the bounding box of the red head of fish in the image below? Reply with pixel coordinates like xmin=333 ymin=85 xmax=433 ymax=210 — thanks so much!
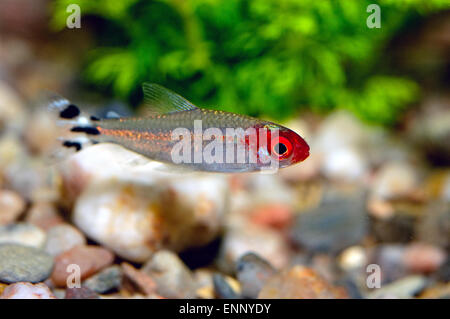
xmin=248 ymin=124 xmax=310 ymax=169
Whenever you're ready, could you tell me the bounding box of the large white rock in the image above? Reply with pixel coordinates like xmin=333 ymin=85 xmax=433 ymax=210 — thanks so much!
xmin=58 ymin=144 xmax=229 ymax=263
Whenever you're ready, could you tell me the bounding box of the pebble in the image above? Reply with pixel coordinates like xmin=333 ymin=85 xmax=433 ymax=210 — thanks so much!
xmin=196 ymin=285 xmax=214 ymax=299
xmin=314 ymin=111 xmax=368 ymax=152
xmin=0 ymin=81 xmax=26 ymax=131
xmin=65 ymin=144 xmax=228 ymax=263
xmin=278 ymin=152 xmax=321 ymax=182
xmin=314 ymin=111 xmax=373 ymax=181
xmin=0 ymin=134 xmax=27 ymax=174
xmin=409 ymin=96 xmax=450 ymax=166
xmin=44 ymin=224 xmax=86 ymax=257
xmin=51 ymin=245 xmax=114 ymax=287
xmin=24 ymin=109 xmax=60 ymax=155
xmin=335 ymin=276 xmax=364 ymax=299
xmin=436 ymin=257 xmax=450 ymax=282
xmin=416 ymin=202 xmax=450 ymax=248
xmin=193 ymin=269 xmax=214 ymax=299
xmin=338 ymin=246 xmax=368 ymax=271
xmin=258 ymin=266 xmax=348 ymax=299
xmin=0 ymin=243 xmax=53 ymax=283
xmin=218 ymin=225 xmax=289 ymax=273
xmin=83 ymin=265 xmax=122 ymax=294
xmin=52 ymin=288 xmax=66 ymax=299
xmin=0 ymin=282 xmax=55 ymax=299
xmin=0 ymin=223 xmax=46 ymax=248
xmin=310 ymin=254 xmax=336 ymax=283
xmin=213 ymin=273 xmax=241 ymax=299
xmin=419 ymin=283 xmax=450 ymax=299
xmin=65 ymin=287 xmax=99 ymax=299
xmin=0 ymin=283 xmax=6 ymax=295
xmin=25 ymin=202 xmax=64 ymax=231
xmin=321 ymin=147 xmax=368 ymax=182
xmin=367 ymin=275 xmax=428 ymax=299
xmin=121 ymin=263 xmax=156 ymax=296
xmin=245 ymin=174 xmax=296 ymax=207
xmin=371 ymin=161 xmax=418 ymax=200
xmin=236 ymin=252 xmax=276 ymax=298
xmin=250 ymin=203 xmax=293 ymax=229
xmin=402 ymin=242 xmax=446 ymax=273
xmin=291 ymin=191 xmax=367 ymax=254
xmin=3 ymin=159 xmax=54 ymax=201
xmin=142 ymin=250 xmax=195 ymax=299
xmin=423 ymin=171 xmax=450 ymax=202
xmin=367 ymin=197 xmax=395 ymax=219
xmin=371 ymin=212 xmax=416 ymax=243
xmin=0 ymin=190 xmax=26 ymax=225
xmin=442 ymin=173 xmax=450 ymax=202
xmin=370 ymin=244 xmax=408 ymax=284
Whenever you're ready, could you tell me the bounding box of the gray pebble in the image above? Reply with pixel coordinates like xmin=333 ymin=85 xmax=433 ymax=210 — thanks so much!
xmin=0 ymin=243 xmax=54 ymax=283
xmin=44 ymin=224 xmax=86 ymax=256
xmin=52 ymin=288 xmax=66 ymax=299
xmin=83 ymin=265 xmax=122 ymax=294
xmin=436 ymin=257 xmax=450 ymax=282
xmin=213 ymin=273 xmax=240 ymax=299
xmin=291 ymin=191 xmax=367 ymax=254
xmin=371 ymin=244 xmax=407 ymax=284
xmin=236 ymin=252 xmax=276 ymax=298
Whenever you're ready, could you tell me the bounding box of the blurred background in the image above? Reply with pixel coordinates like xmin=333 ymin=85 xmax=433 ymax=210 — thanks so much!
xmin=0 ymin=0 xmax=449 ymax=299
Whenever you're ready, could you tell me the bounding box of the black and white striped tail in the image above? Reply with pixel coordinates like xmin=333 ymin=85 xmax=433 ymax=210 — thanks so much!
xmin=42 ymin=91 xmax=101 ymax=152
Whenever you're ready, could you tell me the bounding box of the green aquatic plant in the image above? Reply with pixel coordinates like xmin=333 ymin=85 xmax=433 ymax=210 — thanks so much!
xmin=50 ymin=0 xmax=449 ymax=125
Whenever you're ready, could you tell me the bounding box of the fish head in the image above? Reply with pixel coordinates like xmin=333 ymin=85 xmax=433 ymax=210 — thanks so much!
xmin=256 ymin=123 xmax=310 ymax=169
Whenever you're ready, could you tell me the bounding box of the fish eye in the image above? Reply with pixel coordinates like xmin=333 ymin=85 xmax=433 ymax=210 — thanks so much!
xmin=271 ymin=136 xmax=292 ymax=159
xmin=274 ymin=143 xmax=287 ymax=155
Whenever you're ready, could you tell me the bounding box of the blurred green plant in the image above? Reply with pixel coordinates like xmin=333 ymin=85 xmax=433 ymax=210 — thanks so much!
xmin=50 ymin=0 xmax=449 ymax=125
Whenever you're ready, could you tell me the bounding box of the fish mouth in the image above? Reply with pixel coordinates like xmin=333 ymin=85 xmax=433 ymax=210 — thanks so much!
xmin=294 ymin=141 xmax=310 ymax=163
xmin=300 ymin=148 xmax=310 ymax=162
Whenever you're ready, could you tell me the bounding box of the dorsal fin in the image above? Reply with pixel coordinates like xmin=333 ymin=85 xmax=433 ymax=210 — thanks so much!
xmin=142 ymin=83 xmax=198 ymax=114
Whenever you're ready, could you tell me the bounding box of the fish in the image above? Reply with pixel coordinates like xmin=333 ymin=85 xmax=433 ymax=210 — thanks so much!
xmin=46 ymin=83 xmax=309 ymax=173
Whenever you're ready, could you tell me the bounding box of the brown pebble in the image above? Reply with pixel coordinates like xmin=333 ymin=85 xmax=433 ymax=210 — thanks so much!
xmin=25 ymin=202 xmax=64 ymax=231
xmin=0 ymin=190 xmax=25 ymax=225
xmin=51 ymin=245 xmax=114 ymax=287
xmin=65 ymin=287 xmax=99 ymax=299
xmin=121 ymin=262 xmax=157 ymax=296
xmin=258 ymin=266 xmax=348 ymax=299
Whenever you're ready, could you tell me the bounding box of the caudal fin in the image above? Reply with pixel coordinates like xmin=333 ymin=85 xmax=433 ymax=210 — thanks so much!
xmin=41 ymin=91 xmax=101 ymax=153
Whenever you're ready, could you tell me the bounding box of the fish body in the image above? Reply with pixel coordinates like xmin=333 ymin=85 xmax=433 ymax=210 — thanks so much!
xmin=48 ymin=84 xmax=309 ymax=172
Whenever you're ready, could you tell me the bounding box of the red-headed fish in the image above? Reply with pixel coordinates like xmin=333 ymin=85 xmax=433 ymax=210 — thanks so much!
xmin=47 ymin=83 xmax=309 ymax=172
